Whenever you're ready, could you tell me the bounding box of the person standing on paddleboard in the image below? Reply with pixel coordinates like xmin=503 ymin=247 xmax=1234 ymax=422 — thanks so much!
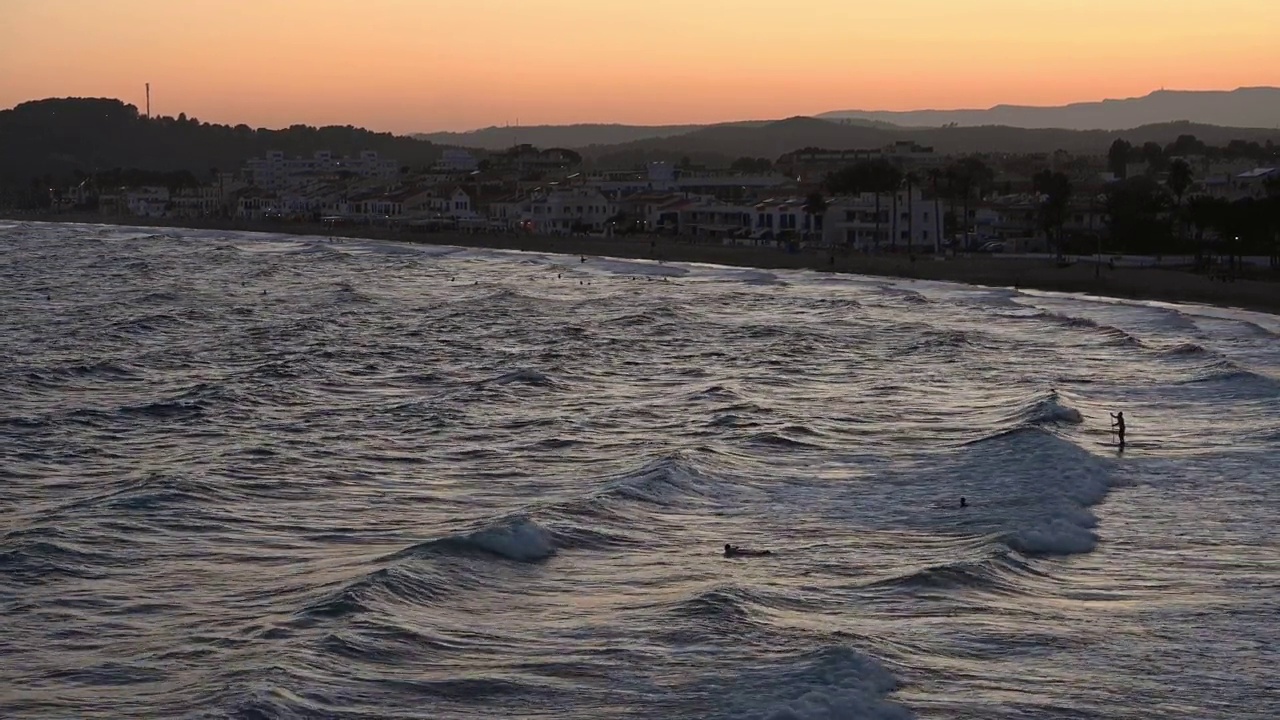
xmin=1111 ymin=411 xmax=1126 ymax=447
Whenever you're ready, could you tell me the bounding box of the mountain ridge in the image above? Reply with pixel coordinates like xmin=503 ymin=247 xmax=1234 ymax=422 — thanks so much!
xmin=818 ymin=87 xmax=1280 ymax=130
xmin=414 ymin=88 xmax=1280 ymax=151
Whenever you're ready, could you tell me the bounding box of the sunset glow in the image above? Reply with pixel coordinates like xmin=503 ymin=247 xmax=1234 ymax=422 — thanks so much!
xmin=3 ymin=0 xmax=1278 ymax=132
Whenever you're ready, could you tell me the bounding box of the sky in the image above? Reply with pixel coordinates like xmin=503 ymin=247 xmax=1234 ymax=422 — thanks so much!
xmin=2 ymin=0 xmax=1278 ymax=133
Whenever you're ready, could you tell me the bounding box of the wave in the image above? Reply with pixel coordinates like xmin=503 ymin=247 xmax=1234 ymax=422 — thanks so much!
xmin=386 ymin=516 xmax=557 ymax=564
xmin=953 ymin=421 xmax=1113 ymax=556
xmin=594 ymin=452 xmax=724 ymax=507
xmin=706 ymin=413 xmax=762 ymax=429
xmin=1180 ymin=362 xmax=1280 ymax=397
xmin=673 ymin=586 xmax=762 ymax=627
xmin=469 ymin=288 xmax=547 ymax=305
xmin=601 ymin=304 xmax=686 ymax=326
xmin=1042 ymin=312 xmax=1144 ymax=347
xmin=481 ymin=368 xmax=555 ymax=387
xmin=299 ymin=564 xmax=456 ymax=620
xmin=0 ymin=530 xmax=115 ymax=584
xmin=1232 ymin=319 xmax=1278 ymax=338
xmin=115 ymin=382 xmax=241 ymax=421
xmin=729 ymin=269 xmax=785 ymax=286
xmin=300 ymin=517 xmax=560 ymax=621
xmin=708 ymin=645 xmax=912 ymax=720
xmin=111 ymin=312 xmax=191 ymax=334
xmin=1159 ymin=342 xmax=1211 ymax=357
xmin=873 ymin=284 xmax=931 ymax=305
xmin=687 ymin=384 xmax=745 ymax=403
xmin=977 ymin=391 xmax=1084 ymax=431
xmin=905 ymin=328 xmax=975 ymax=353
xmin=746 ymin=431 xmax=822 ymax=450
xmin=588 ymin=258 xmax=690 ymax=278
xmin=1024 ymin=394 xmax=1084 ymax=425
xmin=30 ymin=360 xmax=142 ymax=384
xmin=873 ymin=558 xmax=997 ymax=592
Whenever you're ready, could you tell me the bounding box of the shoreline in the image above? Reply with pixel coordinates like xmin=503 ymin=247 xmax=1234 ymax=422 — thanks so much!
xmin=5 ymin=211 xmax=1279 ymax=316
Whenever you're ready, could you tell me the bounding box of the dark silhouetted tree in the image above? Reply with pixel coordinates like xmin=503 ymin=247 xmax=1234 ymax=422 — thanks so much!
xmin=1033 ymin=169 xmax=1073 ymax=257
xmin=1105 ymin=177 xmax=1172 ymax=254
xmin=803 ymin=192 xmax=828 ymax=240
xmin=730 ymin=157 xmax=773 ymax=173
xmin=948 ymin=157 xmax=993 ymax=251
xmin=1107 ymin=139 xmax=1132 ymax=179
xmin=903 ymin=171 xmax=919 ymax=255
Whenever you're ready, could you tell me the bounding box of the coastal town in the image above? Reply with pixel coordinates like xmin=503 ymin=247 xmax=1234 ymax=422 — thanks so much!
xmin=34 ymin=137 xmax=1280 ymax=258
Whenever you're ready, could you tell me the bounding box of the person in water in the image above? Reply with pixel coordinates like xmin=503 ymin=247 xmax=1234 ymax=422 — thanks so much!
xmin=960 ymin=497 xmax=967 ymax=508
xmin=1111 ymin=411 xmax=1126 ymax=445
xmin=724 ymin=543 xmax=771 ymax=558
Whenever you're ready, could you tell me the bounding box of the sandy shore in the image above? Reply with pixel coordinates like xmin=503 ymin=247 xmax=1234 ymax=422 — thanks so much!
xmin=6 ymin=211 xmax=1279 ymax=316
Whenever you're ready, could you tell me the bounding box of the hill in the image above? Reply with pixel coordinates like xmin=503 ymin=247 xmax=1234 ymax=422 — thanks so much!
xmin=0 ymin=98 xmax=445 ymax=189
xmin=818 ymin=87 xmax=1280 ymax=130
xmin=412 ymin=118 xmax=897 ymax=150
xmin=574 ymin=117 xmax=1280 ymax=167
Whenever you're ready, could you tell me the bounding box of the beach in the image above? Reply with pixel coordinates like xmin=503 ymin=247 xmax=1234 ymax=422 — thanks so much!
xmin=6 ymin=211 xmax=1278 ymax=315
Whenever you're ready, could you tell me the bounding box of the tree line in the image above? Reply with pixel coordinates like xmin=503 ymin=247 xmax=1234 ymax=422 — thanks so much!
xmin=1107 ymin=134 xmax=1279 ymax=178
xmin=0 ymin=97 xmax=446 ymax=201
xmin=811 ymin=150 xmax=1279 ymax=267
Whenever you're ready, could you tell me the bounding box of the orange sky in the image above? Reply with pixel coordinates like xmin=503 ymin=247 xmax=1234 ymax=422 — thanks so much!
xmin=2 ymin=0 xmax=1278 ymax=133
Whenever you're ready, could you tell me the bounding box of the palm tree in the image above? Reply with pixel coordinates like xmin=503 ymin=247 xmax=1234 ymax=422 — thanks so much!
xmin=824 ymin=165 xmax=863 ymax=249
xmin=864 ymin=159 xmax=902 ymax=252
xmin=903 ymin=171 xmax=919 ymax=256
xmin=927 ymin=168 xmax=946 ymax=253
xmin=1167 ymin=159 xmax=1193 ymax=247
xmin=1186 ymin=195 xmax=1216 ymax=270
xmin=802 ymin=192 xmax=828 ymax=246
xmin=1033 ymin=169 xmax=1073 ymax=258
xmin=1168 ymin=159 xmax=1192 ymax=206
xmin=948 ymin=158 xmax=992 ymax=251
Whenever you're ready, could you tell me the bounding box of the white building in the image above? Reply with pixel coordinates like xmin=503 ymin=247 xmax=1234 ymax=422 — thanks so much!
xmin=822 ymin=187 xmax=941 ymax=252
xmin=243 ymin=150 xmax=399 ymax=190
xmin=1224 ymin=168 xmax=1278 ymax=200
xmin=778 ymin=142 xmax=943 ymax=182
xmin=236 ymin=191 xmax=281 ymax=220
xmin=171 ymin=176 xmax=248 ymax=218
xmin=676 ymin=172 xmax=793 ymax=196
xmin=403 ymin=186 xmax=476 ymax=218
xmin=126 ymin=186 xmax=170 ymax=217
xmin=681 ymin=200 xmax=756 ymax=238
xmin=526 ymin=188 xmax=617 ymax=234
xmin=435 ymin=149 xmax=479 ymax=173
xmin=488 ymin=194 xmax=529 ymax=228
xmin=753 ymin=197 xmax=815 ymax=239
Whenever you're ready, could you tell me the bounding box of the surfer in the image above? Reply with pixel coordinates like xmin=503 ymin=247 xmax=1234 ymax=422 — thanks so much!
xmin=724 ymin=543 xmax=771 ymax=558
xmin=960 ymin=497 xmax=967 ymax=508
xmin=1110 ymin=411 xmax=1126 ymax=446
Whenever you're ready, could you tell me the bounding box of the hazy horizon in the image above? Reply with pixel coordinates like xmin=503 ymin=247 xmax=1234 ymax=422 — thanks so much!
xmin=3 ymin=0 xmax=1279 ymax=134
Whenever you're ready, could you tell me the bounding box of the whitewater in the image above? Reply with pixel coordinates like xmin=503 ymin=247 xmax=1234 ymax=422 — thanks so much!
xmin=1 ymin=221 xmax=1278 ymax=720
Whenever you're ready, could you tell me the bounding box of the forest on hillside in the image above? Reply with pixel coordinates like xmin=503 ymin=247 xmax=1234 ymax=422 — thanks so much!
xmin=0 ymin=98 xmax=445 ymax=195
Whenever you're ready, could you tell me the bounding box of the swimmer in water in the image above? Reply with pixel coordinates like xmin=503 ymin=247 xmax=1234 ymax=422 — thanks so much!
xmin=960 ymin=497 xmax=967 ymax=508
xmin=724 ymin=543 xmax=772 ymax=558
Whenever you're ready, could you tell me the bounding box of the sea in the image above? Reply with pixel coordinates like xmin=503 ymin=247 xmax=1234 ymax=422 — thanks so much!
xmin=1 ymin=221 xmax=1277 ymax=720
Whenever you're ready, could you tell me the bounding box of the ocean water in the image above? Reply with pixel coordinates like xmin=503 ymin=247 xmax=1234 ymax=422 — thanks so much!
xmin=2 ymin=221 xmax=1278 ymax=720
